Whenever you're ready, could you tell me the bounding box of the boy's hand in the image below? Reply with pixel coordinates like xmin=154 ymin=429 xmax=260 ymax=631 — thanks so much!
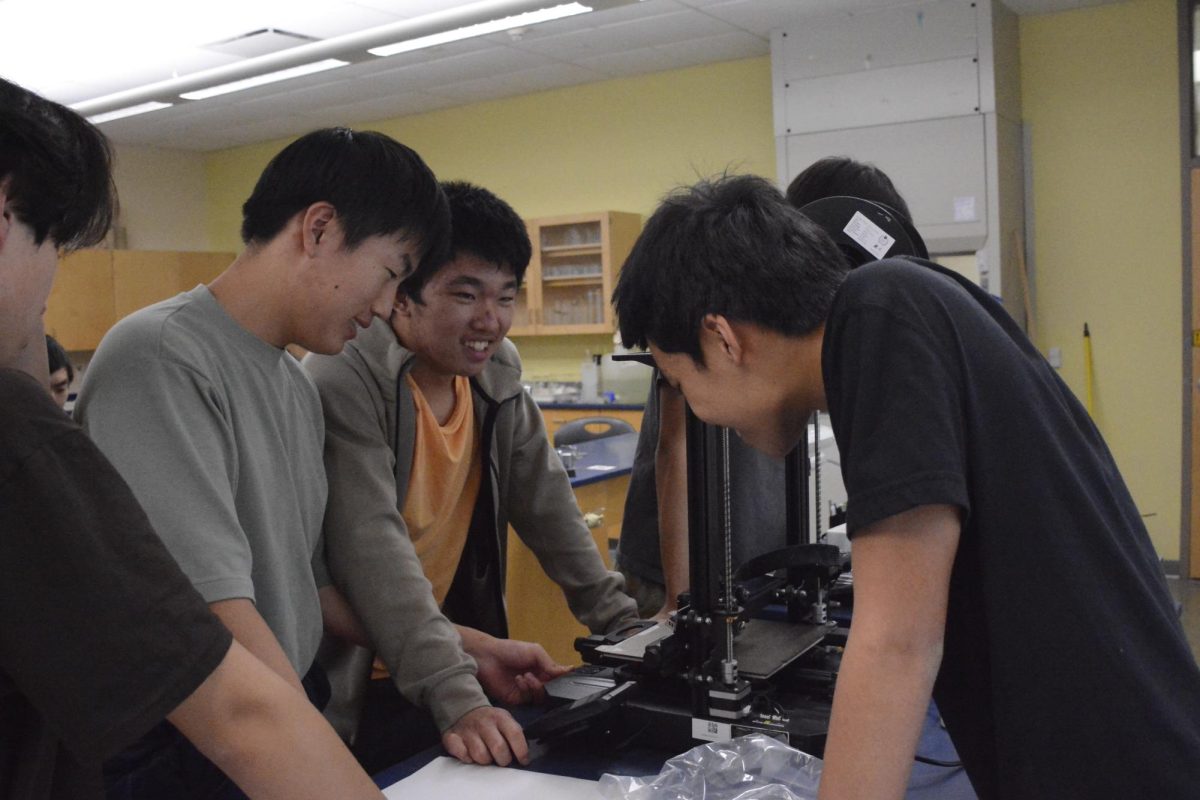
xmin=442 ymin=706 xmax=529 ymax=766
xmin=455 ymin=625 xmax=571 ymax=704
xmin=467 ymin=633 xmax=571 ymax=705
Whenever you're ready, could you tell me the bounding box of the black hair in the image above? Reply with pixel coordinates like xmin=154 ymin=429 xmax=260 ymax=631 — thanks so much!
xmin=400 ymin=180 xmax=531 ymax=303
xmin=45 ymin=334 xmax=73 ymax=383
xmin=613 ymin=174 xmax=850 ymax=364
xmin=240 ymin=127 xmax=450 ymax=265
xmin=0 ymin=78 xmax=117 ymax=251
xmin=786 ymin=156 xmax=911 ymax=221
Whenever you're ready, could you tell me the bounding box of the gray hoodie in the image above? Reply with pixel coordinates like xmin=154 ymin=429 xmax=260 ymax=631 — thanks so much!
xmin=304 ymin=317 xmax=637 ymax=731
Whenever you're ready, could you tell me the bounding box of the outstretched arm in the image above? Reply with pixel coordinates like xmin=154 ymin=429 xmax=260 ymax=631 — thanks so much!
xmin=654 ymin=382 xmax=689 ymax=619
xmin=168 ymin=639 xmax=384 ymax=800
xmin=502 ymin=373 xmax=639 ymax=633
xmin=817 ymin=504 xmax=960 ymax=800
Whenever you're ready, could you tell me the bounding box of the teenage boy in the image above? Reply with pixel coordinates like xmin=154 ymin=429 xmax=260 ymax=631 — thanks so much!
xmin=75 ymin=127 xmax=449 ymax=797
xmin=617 ymin=157 xmax=913 ymax=620
xmin=612 ymin=174 xmax=1200 ymax=799
xmin=304 ymin=181 xmax=638 ymax=772
xmin=0 ymin=79 xmax=385 ymax=800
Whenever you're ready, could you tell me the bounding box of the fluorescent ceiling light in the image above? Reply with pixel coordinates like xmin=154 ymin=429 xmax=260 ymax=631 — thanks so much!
xmin=87 ymin=101 xmax=174 ymax=124
xmin=369 ymin=2 xmax=592 ymax=58
xmin=180 ymin=58 xmax=349 ymax=100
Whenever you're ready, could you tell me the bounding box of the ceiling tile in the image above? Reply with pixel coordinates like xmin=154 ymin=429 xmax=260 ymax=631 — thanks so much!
xmin=506 ymin=10 xmax=735 ymax=62
xmin=701 ymin=0 xmax=830 ymax=35
xmin=575 ymin=46 xmax=692 ymax=78
xmin=381 ymin=44 xmax=547 ymax=88
xmin=650 ymin=30 xmax=768 ymax=66
xmin=5 ymin=0 xmax=1125 ymax=150
xmin=308 ymin=90 xmax=463 ymax=126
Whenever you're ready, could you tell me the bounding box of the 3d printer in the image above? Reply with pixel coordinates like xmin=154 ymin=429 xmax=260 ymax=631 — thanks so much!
xmin=527 ymin=196 xmax=930 ymax=759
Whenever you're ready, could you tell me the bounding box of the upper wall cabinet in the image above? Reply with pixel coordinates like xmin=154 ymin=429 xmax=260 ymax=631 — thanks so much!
xmin=45 ymin=249 xmax=234 ymax=350
xmin=511 ymin=212 xmax=642 ymax=337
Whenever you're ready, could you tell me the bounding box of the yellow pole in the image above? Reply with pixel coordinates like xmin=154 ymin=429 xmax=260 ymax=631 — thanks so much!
xmin=1083 ymin=323 xmax=1094 ymax=416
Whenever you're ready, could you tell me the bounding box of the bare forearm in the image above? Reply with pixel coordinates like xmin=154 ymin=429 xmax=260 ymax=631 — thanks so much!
xmin=657 ymin=482 xmax=688 ymax=614
xmin=818 ymin=505 xmax=959 ymax=800
xmin=656 ymin=383 xmax=689 ymax=614
xmin=455 ymin=623 xmax=490 ymax=655
xmin=817 ymin=634 xmax=942 ymax=800
xmin=170 ymin=641 xmax=383 ymax=800
xmin=209 ymin=598 xmax=305 ymax=695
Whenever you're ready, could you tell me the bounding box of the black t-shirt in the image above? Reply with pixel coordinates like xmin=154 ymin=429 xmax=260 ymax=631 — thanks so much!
xmin=0 ymin=369 xmax=232 ymax=800
xmin=823 ymin=260 xmax=1200 ymax=798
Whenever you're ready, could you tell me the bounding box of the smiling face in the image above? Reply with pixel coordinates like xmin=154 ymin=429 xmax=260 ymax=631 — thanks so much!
xmin=392 ymin=252 xmax=517 ymax=383
xmin=295 ymin=219 xmax=418 ymax=356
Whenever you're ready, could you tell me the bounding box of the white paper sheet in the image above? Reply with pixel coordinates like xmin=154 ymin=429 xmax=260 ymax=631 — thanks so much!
xmin=382 ymin=756 xmax=602 ymax=799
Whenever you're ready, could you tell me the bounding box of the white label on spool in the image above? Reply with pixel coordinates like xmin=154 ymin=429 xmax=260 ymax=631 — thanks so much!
xmin=843 ymin=211 xmax=895 ymax=260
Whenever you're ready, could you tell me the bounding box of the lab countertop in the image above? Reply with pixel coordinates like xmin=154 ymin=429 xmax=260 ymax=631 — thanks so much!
xmin=564 ymin=432 xmax=639 ymax=488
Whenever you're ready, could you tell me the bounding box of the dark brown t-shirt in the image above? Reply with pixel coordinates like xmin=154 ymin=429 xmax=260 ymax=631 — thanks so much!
xmin=0 ymin=368 xmax=232 ymax=800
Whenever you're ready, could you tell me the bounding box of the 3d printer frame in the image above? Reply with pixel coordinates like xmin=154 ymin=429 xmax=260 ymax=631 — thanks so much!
xmin=555 ymin=371 xmax=849 ymax=755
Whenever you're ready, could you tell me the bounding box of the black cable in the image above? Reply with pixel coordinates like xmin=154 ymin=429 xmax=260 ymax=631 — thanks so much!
xmin=914 ymin=754 xmax=962 ymax=768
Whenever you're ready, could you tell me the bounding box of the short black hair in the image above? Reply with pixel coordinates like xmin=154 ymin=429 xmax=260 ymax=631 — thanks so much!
xmin=0 ymin=78 xmax=117 ymax=251
xmin=45 ymin=334 xmax=73 ymax=383
xmin=240 ymin=127 xmax=450 ymax=265
xmin=400 ymin=180 xmax=531 ymax=303
xmin=614 ymin=174 xmax=849 ymax=364
xmin=786 ymin=156 xmax=911 ymax=221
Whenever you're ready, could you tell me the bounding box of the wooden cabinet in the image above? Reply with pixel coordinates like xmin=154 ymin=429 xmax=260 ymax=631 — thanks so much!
xmin=44 ymin=250 xmax=117 ymax=351
xmin=45 ymin=249 xmax=233 ymax=350
xmin=510 ymin=211 xmax=641 ymax=336
xmin=112 ymin=250 xmax=232 ymax=320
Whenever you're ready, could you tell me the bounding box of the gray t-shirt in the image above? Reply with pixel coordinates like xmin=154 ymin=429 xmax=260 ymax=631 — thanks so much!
xmin=76 ymin=285 xmax=328 ymax=674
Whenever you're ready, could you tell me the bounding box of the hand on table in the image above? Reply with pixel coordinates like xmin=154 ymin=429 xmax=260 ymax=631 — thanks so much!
xmin=467 ymin=633 xmax=571 ymax=706
xmin=442 ymin=706 xmax=529 ymax=767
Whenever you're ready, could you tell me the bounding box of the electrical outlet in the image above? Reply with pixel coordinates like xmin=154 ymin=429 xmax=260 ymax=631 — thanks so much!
xmin=1048 ymin=347 xmax=1062 ymax=368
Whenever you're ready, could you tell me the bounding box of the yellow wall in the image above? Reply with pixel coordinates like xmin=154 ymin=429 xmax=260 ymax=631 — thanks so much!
xmin=112 ymin=144 xmax=211 ymax=251
xmin=204 ymin=56 xmax=774 ymax=382
xmin=203 ymin=9 xmax=1188 ymax=559
xmin=1021 ymin=0 xmax=1182 ymax=557
xmin=205 ymin=57 xmax=773 ymax=250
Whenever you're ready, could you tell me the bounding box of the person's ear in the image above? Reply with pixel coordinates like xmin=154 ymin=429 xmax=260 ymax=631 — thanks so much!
xmin=301 ymin=202 xmax=337 ymax=255
xmin=701 ymin=313 xmax=744 ymax=366
xmin=393 ymin=290 xmax=414 ymax=318
xmin=0 ymin=187 xmax=13 ymax=252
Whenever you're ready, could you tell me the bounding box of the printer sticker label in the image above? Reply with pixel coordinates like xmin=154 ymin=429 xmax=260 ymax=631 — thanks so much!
xmin=692 ymin=718 xmax=732 ymax=742
xmin=843 ymin=212 xmax=895 ymax=259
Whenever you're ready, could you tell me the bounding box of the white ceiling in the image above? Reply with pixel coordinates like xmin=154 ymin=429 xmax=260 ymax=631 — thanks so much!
xmin=0 ymin=0 xmax=1118 ymax=152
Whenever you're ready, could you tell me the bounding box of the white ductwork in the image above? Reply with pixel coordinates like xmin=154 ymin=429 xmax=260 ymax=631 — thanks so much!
xmin=772 ymin=0 xmax=1029 ymax=326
